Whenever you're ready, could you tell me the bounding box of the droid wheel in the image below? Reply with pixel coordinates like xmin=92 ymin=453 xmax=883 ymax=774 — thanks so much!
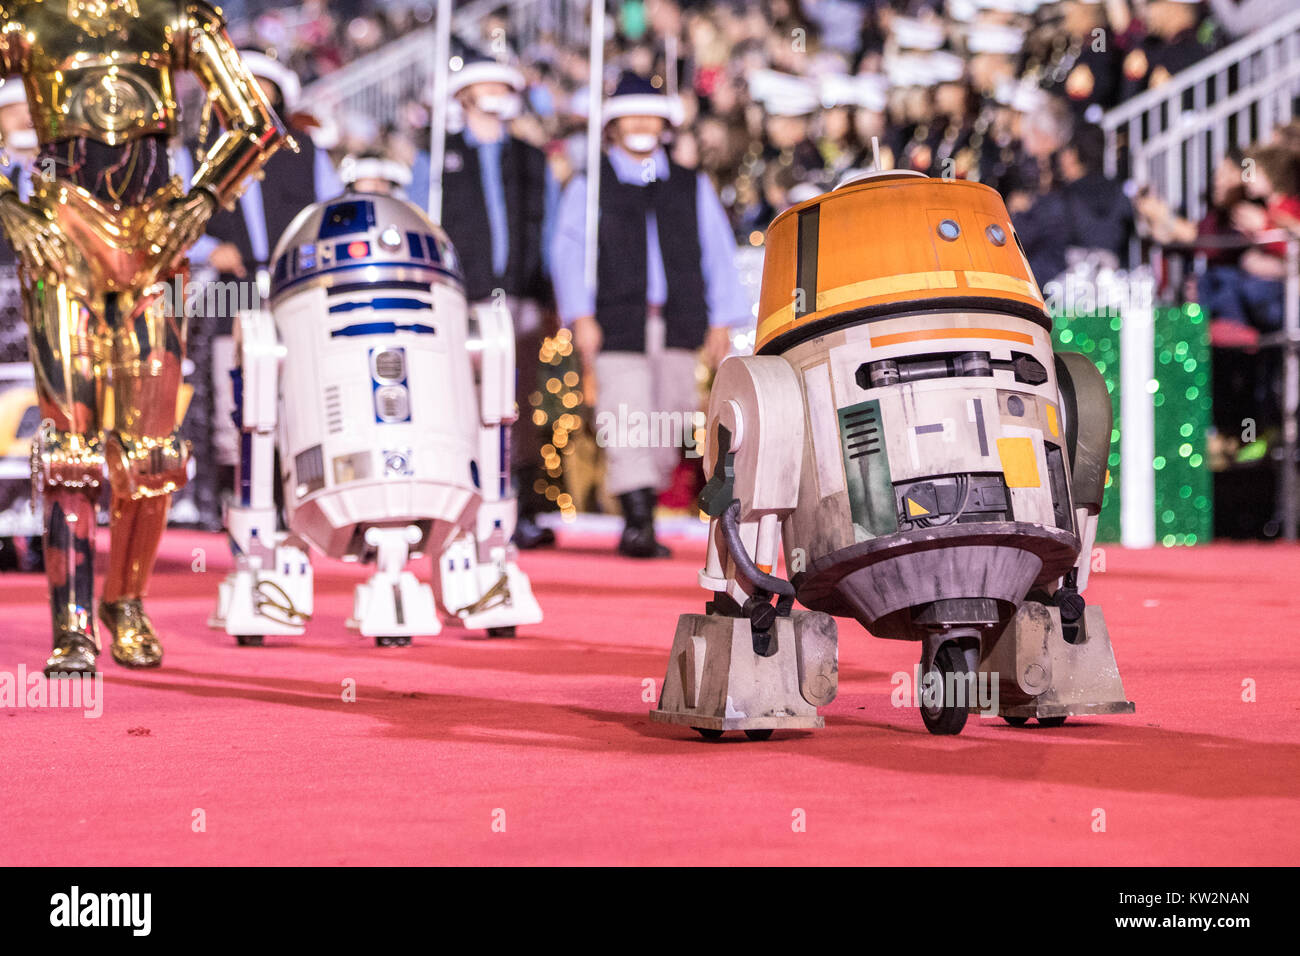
xmin=744 ymin=729 xmax=774 ymax=741
xmin=486 ymin=626 xmax=516 ymax=638
xmin=376 ymin=635 xmax=412 ymax=647
xmin=1002 ymin=716 xmax=1030 ymax=727
xmin=1037 ymin=716 xmax=1068 ymax=727
xmin=692 ymin=727 xmax=724 ymax=739
xmin=920 ymin=642 xmax=970 ymax=736
xmin=235 ymin=635 xmax=264 ymax=647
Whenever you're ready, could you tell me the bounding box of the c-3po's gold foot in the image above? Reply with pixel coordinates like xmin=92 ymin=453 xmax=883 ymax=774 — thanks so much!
xmin=99 ymin=599 xmax=163 ymax=668
xmin=44 ymin=630 xmax=100 ymax=676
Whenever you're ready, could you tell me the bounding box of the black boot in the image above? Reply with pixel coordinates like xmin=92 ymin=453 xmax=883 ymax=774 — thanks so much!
xmin=510 ymin=465 xmax=556 ymax=549
xmin=514 ymin=514 xmax=556 ymax=550
xmin=618 ymin=488 xmax=670 ymax=559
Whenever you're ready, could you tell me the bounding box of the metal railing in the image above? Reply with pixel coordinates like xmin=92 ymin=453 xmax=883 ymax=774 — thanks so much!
xmin=1102 ymin=7 xmax=1300 ymax=222
xmin=300 ymin=0 xmax=585 ymax=129
xmin=1101 ymin=10 xmax=1300 ymax=546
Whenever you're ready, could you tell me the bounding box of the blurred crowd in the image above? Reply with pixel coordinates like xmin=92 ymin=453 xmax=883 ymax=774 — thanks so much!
xmin=345 ymin=0 xmax=1232 ymax=245
xmin=212 ymin=0 xmax=1300 ymax=307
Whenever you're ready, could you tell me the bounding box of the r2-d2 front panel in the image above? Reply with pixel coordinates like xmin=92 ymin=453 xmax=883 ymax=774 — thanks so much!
xmin=268 ymin=194 xmax=480 ymax=561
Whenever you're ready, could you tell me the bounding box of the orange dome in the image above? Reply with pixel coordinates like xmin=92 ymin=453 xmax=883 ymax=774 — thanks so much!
xmin=755 ymin=173 xmax=1050 ymax=354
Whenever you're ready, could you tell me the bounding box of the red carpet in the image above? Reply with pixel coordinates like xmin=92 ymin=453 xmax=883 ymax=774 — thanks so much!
xmin=1 ymin=530 xmax=1297 ymax=866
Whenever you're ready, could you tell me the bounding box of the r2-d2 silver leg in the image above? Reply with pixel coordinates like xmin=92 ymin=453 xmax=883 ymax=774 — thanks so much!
xmin=434 ymin=300 xmax=543 ymax=637
xmin=209 ymin=310 xmax=314 ymax=646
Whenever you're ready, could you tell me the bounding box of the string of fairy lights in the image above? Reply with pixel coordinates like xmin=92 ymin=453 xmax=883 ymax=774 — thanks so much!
xmin=529 ymin=327 xmax=580 ymax=521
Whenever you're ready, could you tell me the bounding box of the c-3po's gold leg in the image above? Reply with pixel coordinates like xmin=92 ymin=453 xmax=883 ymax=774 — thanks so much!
xmin=25 ymin=281 xmax=108 ymax=675
xmin=97 ymin=280 xmax=190 ymax=668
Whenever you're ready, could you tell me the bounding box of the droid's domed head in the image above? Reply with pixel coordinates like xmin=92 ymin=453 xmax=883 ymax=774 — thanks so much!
xmin=270 ymin=192 xmax=464 ymax=307
xmin=754 ymin=170 xmax=1049 ymax=355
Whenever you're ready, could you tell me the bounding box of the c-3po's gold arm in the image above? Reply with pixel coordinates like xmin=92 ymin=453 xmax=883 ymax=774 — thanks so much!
xmin=184 ymin=1 xmax=293 ymax=211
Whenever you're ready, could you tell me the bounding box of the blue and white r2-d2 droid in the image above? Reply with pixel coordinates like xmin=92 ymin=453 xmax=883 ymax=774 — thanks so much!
xmin=209 ymin=191 xmax=543 ymax=646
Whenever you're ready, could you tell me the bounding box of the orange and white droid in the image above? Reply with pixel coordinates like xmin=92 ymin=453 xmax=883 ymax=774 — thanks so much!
xmin=651 ymin=170 xmax=1134 ymax=736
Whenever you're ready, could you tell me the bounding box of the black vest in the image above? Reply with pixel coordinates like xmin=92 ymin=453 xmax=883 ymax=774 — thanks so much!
xmin=205 ymin=135 xmax=322 ymax=275
xmin=439 ymin=132 xmax=548 ymax=303
xmin=595 ymin=155 xmax=709 ymax=353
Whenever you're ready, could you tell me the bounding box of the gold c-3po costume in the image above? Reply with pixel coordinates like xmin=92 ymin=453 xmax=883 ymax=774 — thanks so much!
xmin=0 ymin=0 xmax=287 ymax=673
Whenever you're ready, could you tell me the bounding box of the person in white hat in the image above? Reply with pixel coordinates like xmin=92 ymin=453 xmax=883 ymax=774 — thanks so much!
xmin=1034 ymin=1 xmax=1122 ymax=119
xmin=410 ymin=50 xmax=558 ymax=548
xmin=892 ymin=50 xmax=978 ymax=178
xmin=748 ymin=69 xmax=827 ymax=206
xmin=339 ymin=153 xmax=414 ymax=197
xmin=1121 ymin=0 xmax=1221 ymax=98
xmin=816 ymin=72 xmax=890 ymax=180
xmin=180 ymin=51 xmax=342 ymax=529
xmin=549 ymin=72 xmax=749 ymax=559
xmin=196 ymin=50 xmax=342 ymax=288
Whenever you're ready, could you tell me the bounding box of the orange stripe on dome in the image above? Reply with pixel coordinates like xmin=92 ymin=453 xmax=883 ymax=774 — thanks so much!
xmin=870 ymin=327 xmax=1036 ymax=347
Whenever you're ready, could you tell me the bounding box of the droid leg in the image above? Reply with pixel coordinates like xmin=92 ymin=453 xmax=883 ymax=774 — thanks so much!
xmin=34 ymin=426 xmax=105 ymax=675
xmin=25 ymin=280 xmax=108 ymax=674
xmin=94 ymin=282 xmax=199 ymax=667
xmin=980 ymin=352 xmax=1135 ymax=725
xmin=209 ymin=309 xmax=313 ymax=645
xmin=651 ymin=356 xmax=838 ymax=739
xmin=437 ymin=302 xmax=542 ymax=635
xmin=350 ymin=526 xmax=439 ymax=645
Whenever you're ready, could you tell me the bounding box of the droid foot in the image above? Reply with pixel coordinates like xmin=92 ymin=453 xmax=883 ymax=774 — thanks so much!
xmin=375 ymin=635 xmax=412 ymax=647
xmin=44 ymin=630 xmax=100 ymax=676
xmin=652 ymin=608 xmax=838 ymax=736
xmin=979 ymin=601 xmax=1134 ymax=724
xmin=99 ymin=599 xmax=163 ymax=668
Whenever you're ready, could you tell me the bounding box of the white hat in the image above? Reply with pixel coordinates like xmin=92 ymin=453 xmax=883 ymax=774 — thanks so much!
xmin=339 ymin=155 xmax=413 ymax=188
xmin=891 ymin=17 xmax=946 ymax=52
xmin=886 ymin=51 xmax=966 ymax=87
xmin=885 ymin=54 xmax=928 ymax=88
xmin=567 ymin=85 xmax=591 ymax=120
xmin=448 ymin=56 xmax=526 ymax=97
xmin=819 ymin=73 xmax=889 ymax=112
xmin=787 ymin=182 xmax=823 ymax=205
xmin=310 ymin=114 xmax=340 ymax=151
xmin=602 ymin=72 xmax=684 ymax=126
xmin=947 ymin=0 xmax=979 ymax=23
xmin=977 ymin=0 xmax=1041 ymax=12
xmin=749 ymin=69 xmax=821 ymax=117
xmin=0 ymin=77 xmax=26 ymax=110
xmin=994 ymin=78 xmax=1048 ymax=113
xmin=240 ymin=50 xmax=302 ymax=112
xmin=966 ymin=23 xmax=1026 ymax=55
